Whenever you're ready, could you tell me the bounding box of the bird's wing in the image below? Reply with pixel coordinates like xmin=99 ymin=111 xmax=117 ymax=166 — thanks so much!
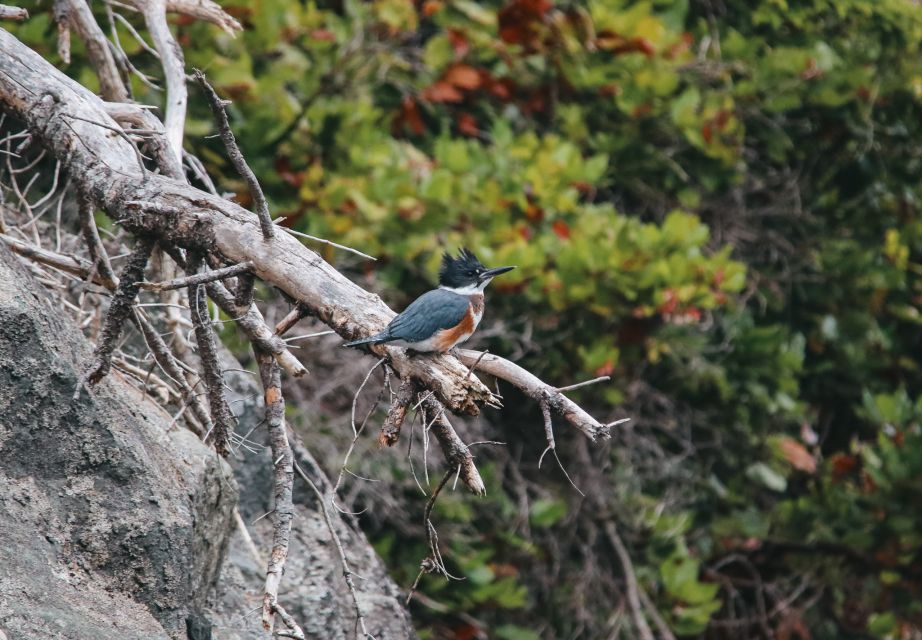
xmin=386 ymin=289 xmax=470 ymax=343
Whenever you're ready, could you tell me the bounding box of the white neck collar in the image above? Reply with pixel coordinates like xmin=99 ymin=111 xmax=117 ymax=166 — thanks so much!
xmin=439 ymin=280 xmax=489 ymax=295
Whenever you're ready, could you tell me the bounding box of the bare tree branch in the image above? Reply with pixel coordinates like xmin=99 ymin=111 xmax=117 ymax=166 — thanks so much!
xmin=380 ymin=377 xmax=415 ymax=446
xmin=0 ymin=27 xmax=618 ymax=450
xmin=254 ymin=346 xmax=295 ymax=633
xmin=140 ymin=259 xmax=253 ymax=291
xmin=204 ymin=279 xmax=308 ymax=378
xmin=456 ymin=349 xmax=620 ymax=441
xmin=192 ymin=69 xmax=274 ymax=240
xmin=58 ymin=0 xmax=129 ymax=102
xmin=120 ymin=0 xmax=186 ymax=165
xmin=82 ymin=235 xmax=154 ymax=387
xmin=188 ymin=256 xmax=233 ymax=455
xmin=165 ymin=0 xmax=241 ymax=35
xmin=0 ymin=5 xmax=28 ymax=21
xmin=419 ymin=394 xmax=485 ymax=496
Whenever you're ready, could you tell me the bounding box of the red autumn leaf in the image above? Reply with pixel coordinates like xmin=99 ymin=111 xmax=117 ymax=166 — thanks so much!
xmin=552 ymin=219 xmax=570 ymax=240
xmin=683 ymin=307 xmax=702 ymax=323
xmin=498 ymin=0 xmax=551 ymax=50
xmin=830 ymin=453 xmax=857 ymax=481
xmin=518 ymin=225 xmax=533 ymax=241
xmin=665 ymin=32 xmax=694 ymax=59
xmin=524 ymin=202 xmax=544 ymax=222
xmin=447 ymin=28 xmax=470 ymax=58
xmin=487 ymin=76 xmax=514 ymax=101
xmin=394 ymin=96 xmax=425 ymax=135
xmin=597 ymin=33 xmax=656 ymax=58
xmin=598 ymin=83 xmax=621 ymax=97
xmin=632 ymin=103 xmax=652 ymax=118
xmin=310 ymin=29 xmax=336 ymax=41
xmin=632 ymin=37 xmax=656 ymax=57
xmin=444 ymin=63 xmax=482 ymax=90
xmin=594 ymin=29 xmax=622 ymax=50
xmin=421 ymin=0 xmax=442 ymax=17
xmin=659 ymin=289 xmax=678 ymax=315
xmin=421 ymin=81 xmax=464 ymax=103
xmin=778 ymin=437 xmax=817 ymax=474
xmin=713 ymin=268 xmax=725 ymax=286
xmin=456 ymin=112 xmax=479 ymax=136
xmin=702 ymin=122 xmax=713 ymax=144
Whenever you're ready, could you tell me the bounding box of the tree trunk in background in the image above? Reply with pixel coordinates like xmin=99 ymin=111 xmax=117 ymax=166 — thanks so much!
xmin=0 ymin=243 xmax=415 ymax=639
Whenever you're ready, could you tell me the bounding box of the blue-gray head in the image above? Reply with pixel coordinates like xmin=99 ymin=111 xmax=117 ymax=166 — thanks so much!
xmin=438 ymin=248 xmax=515 ymax=294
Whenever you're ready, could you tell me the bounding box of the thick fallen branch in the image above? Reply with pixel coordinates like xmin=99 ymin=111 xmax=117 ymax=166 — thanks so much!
xmin=0 ymin=27 xmax=617 ymax=442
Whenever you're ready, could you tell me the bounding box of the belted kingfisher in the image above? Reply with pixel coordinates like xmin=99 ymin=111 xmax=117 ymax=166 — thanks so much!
xmin=344 ymin=248 xmax=515 ymax=353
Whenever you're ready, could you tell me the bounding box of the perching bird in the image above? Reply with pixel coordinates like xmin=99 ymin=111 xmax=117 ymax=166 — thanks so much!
xmin=343 ymin=248 xmax=515 ymax=353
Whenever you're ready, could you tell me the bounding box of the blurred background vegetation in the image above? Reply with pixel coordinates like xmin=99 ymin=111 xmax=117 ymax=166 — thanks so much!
xmin=11 ymin=0 xmax=922 ymax=637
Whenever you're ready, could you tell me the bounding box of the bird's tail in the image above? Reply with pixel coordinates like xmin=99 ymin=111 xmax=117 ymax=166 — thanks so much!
xmin=343 ymin=332 xmax=390 ymax=348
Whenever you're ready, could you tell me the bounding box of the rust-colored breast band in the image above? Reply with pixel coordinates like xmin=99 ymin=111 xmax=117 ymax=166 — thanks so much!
xmin=435 ymin=304 xmax=477 ymax=351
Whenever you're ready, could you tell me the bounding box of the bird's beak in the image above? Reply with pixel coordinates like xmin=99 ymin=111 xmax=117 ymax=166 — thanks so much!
xmin=480 ymin=265 xmax=516 ymax=283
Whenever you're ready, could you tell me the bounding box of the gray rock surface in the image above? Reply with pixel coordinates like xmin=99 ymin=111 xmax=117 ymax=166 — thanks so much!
xmin=0 ymin=243 xmax=238 ymax=638
xmin=0 ymin=244 xmax=416 ymax=639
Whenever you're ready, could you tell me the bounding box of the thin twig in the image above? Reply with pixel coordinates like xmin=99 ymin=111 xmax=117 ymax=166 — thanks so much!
xmin=555 ymin=376 xmax=611 ymax=392
xmin=274 ymin=303 xmax=310 ymax=336
xmin=277 ymin=223 xmax=376 ymax=261
xmin=77 ymin=188 xmax=118 ymax=290
xmin=294 ymin=458 xmax=376 ymax=639
xmin=140 ymin=260 xmax=253 ymax=291
xmin=418 ymin=394 xmax=485 ymax=496
xmin=407 ymin=467 xmax=460 ymax=605
xmin=605 ymin=521 xmax=657 ymax=640
xmin=192 ymin=69 xmax=274 ymax=240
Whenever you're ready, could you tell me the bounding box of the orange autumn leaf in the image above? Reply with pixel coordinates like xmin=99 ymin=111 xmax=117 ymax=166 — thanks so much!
xmin=421 ymin=81 xmax=464 ymax=103
xmin=779 ymin=437 xmax=817 ymax=474
xmin=444 ymin=64 xmax=482 ymax=90
xmin=421 ymin=0 xmax=442 ymax=17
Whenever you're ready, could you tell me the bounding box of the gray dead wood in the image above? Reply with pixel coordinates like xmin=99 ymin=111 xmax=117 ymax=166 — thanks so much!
xmin=254 ymin=347 xmax=294 ymax=633
xmin=0 ymin=27 xmax=615 ymax=441
xmin=188 ymin=258 xmax=233 ymax=456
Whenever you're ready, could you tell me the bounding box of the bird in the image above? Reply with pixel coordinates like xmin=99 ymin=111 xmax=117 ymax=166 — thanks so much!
xmin=343 ymin=248 xmax=515 ymax=353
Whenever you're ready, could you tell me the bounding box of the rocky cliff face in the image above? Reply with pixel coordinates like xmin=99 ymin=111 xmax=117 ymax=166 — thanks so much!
xmin=0 ymin=245 xmax=415 ymax=639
